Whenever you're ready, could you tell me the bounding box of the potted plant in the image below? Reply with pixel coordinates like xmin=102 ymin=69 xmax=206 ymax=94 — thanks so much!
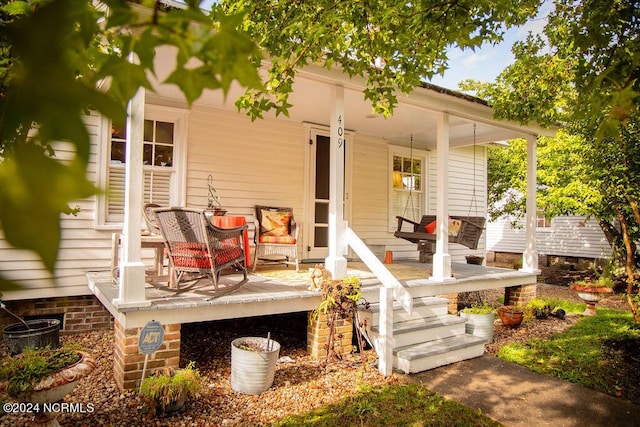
xmin=497 ymin=305 xmax=525 ymax=328
xmin=139 ymin=361 xmax=202 ymax=417
xmin=570 ymin=277 xmax=613 ymax=316
xmin=525 ymin=297 xmax=557 ymax=320
xmin=0 ymin=344 xmax=96 ymax=425
xmin=459 ymin=302 xmax=495 ymax=343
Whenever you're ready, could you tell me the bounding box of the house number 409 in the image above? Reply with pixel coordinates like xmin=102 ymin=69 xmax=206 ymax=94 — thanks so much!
xmin=337 ymin=115 xmax=343 ymax=148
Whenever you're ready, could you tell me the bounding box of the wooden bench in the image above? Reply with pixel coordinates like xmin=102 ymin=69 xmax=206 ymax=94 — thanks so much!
xmin=394 ymin=215 xmax=486 ymax=262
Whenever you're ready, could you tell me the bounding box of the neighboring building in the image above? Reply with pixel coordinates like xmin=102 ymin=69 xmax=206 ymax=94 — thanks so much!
xmin=487 ymin=215 xmax=611 ymax=263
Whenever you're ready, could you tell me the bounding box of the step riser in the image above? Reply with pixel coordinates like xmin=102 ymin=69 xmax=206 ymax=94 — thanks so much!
xmin=369 ymin=304 xmax=449 ymax=324
xmin=371 ymin=323 xmax=466 ymax=348
xmin=395 ymin=344 xmax=486 ymax=374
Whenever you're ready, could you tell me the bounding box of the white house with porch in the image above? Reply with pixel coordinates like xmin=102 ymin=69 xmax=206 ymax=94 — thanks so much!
xmin=0 ymin=42 xmax=553 ymax=389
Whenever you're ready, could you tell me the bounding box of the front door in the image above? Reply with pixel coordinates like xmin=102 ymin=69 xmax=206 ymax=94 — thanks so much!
xmin=305 ymin=128 xmax=351 ymax=260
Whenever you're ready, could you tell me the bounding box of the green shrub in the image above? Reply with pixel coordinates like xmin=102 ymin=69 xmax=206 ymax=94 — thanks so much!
xmin=526 ymin=297 xmax=557 ymax=319
xmin=461 ymin=302 xmax=494 ymax=314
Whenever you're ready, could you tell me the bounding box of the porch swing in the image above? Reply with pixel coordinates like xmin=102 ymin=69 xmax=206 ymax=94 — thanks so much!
xmin=394 ymin=125 xmax=486 ymax=262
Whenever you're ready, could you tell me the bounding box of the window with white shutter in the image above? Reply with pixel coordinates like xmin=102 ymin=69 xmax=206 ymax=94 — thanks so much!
xmin=97 ymin=105 xmax=187 ymax=227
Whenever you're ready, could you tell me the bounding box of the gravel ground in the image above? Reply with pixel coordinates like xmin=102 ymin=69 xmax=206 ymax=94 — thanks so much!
xmin=0 ymin=283 xmax=631 ymax=426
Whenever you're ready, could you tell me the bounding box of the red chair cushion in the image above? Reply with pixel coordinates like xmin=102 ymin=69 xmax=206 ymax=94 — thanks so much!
xmin=171 ymin=242 xmax=242 ymax=268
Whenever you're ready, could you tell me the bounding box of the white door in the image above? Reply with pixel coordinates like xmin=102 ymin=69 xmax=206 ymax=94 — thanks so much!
xmin=304 ymin=128 xmax=351 ymax=260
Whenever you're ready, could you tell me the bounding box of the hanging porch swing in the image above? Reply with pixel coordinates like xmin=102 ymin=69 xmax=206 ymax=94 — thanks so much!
xmin=393 ymin=124 xmax=486 ymax=262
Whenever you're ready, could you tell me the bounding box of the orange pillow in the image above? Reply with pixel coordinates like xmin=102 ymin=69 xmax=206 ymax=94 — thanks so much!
xmin=260 ymin=210 xmax=292 ymax=237
xmin=425 ymin=220 xmax=437 ymax=234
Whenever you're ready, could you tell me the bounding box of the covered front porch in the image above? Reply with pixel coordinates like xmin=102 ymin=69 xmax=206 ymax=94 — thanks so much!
xmin=90 ymin=261 xmax=536 ymax=325
xmin=88 ymin=260 xmax=537 ymax=390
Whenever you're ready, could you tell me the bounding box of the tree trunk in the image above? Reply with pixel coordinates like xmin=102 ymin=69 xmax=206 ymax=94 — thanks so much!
xmin=616 ymin=207 xmax=640 ymax=323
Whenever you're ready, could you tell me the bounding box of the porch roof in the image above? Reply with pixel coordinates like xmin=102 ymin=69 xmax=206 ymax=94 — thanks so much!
xmin=148 ymin=48 xmax=555 ymax=152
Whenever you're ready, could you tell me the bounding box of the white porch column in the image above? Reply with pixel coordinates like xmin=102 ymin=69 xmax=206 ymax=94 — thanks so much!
xmin=325 ymin=85 xmax=348 ymax=279
xmin=521 ymin=134 xmax=539 ymax=273
xmin=114 ymin=87 xmax=150 ymax=308
xmin=430 ymin=112 xmax=453 ymax=281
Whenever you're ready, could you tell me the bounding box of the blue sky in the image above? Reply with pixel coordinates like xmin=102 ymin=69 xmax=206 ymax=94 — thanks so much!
xmin=429 ymin=4 xmax=552 ymax=91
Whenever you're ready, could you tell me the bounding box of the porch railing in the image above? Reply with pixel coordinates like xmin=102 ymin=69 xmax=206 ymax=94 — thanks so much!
xmin=345 ymin=227 xmax=413 ymax=376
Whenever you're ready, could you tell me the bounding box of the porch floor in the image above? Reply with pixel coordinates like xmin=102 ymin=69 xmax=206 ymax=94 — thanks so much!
xmin=87 ymin=261 xmax=537 ymax=328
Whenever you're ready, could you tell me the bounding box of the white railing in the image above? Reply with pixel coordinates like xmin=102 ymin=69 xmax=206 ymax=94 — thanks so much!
xmin=345 ymin=227 xmax=413 ymax=376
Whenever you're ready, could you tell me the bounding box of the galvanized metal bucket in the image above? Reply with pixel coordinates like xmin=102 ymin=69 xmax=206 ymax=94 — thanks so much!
xmin=231 ymin=337 xmax=280 ymax=395
xmin=460 ymin=312 xmax=494 ymax=343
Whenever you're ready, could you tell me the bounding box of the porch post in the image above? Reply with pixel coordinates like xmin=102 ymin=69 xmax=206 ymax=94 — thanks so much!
xmin=430 ymin=112 xmax=453 ymax=281
xmin=325 ymin=85 xmax=348 ymax=279
xmin=521 ymin=134 xmax=539 ymax=273
xmin=114 ymin=87 xmax=150 ymax=308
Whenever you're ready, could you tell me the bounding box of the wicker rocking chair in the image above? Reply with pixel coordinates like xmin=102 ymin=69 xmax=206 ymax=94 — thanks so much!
xmin=154 ymin=207 xmax=248 ymax=298
xmin=253 ymin=205 xmax=299 ymax=272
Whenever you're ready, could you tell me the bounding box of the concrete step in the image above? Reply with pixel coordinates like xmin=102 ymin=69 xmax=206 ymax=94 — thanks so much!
xmin=394 ymin=334 xmax=487 ymax=374
xmin=358 ymin=297 xmax=449 ymax=326
xmin=370 ymin=315 xmax=465 ymax=348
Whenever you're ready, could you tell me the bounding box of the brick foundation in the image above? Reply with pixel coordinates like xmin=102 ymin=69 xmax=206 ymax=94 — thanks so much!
xmin=113 ymin=321 xmax=181 ymax=391
xmin=307 ymin=312 xmax=353 ymax=360
xmin=438 ymin=293 xmax=459 ymax=314
xmin=0 ymin=295 xmax=113 ymax=333
xmin=505 ymin=284 xmax=537 ymax=306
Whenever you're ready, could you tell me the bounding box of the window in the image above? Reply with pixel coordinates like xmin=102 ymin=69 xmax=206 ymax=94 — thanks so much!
xmin=97 ymin=106 xmax=186 ymax=227
xmin=389 ymin=146 xmax=427 ymax=230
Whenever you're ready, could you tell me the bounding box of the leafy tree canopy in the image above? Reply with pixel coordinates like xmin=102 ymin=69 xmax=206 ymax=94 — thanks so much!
xmin=219 ymin=0 xmax=540 ymax=119
xmin=0 ymin=0 xmax=262 ymax=288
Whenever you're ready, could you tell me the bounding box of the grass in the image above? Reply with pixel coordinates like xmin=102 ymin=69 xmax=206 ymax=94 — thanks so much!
xmin=271 ymin=383 xmax=500 ymax=427
xmin=497 ymin=302 xmax=640 ymax=403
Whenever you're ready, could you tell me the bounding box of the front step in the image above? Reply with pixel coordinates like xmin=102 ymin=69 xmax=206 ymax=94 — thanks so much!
xmin=370 ymin=315 xmax=466 ymax=348
xmin=359 ymin=295 xmax=487 ymax=375
xmin=394 ymin=334 xmax=487 ymax=374
xmin=360 ymin=296 xmax=450 ymax=326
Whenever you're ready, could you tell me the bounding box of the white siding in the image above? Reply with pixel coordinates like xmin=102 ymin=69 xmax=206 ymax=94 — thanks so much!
xmin=0 ymin=113 xmax=128 ymax=300
xmin=351 ymin=139 xmax=487 ymax=262
xmin=2 ymin=104 xmax=490 ymax=299
xmin=185 ymin=106 xmax=306 ymax=254
xmin=487 ymin=215 xmax=611 ymax=259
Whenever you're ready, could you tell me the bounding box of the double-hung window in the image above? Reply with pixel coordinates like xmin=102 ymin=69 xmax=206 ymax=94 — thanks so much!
xmin=97 ymin=106 xmax=187 ymax=227
xmin=389 ymin=145 xmax=427 ymax=230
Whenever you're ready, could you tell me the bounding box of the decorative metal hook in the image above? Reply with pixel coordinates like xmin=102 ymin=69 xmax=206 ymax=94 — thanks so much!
xmin=207 ymin=174 xmax=221 ymax=208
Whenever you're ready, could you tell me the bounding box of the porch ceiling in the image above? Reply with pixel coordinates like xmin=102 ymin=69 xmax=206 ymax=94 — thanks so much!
xmin=149 ymin=46 xmax=552 ymax=149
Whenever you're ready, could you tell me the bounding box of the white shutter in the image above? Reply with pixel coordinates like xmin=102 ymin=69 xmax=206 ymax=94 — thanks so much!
xmin=107 ymin=167 xmax=126 ymax=222
xmin=106 ymin=166 xmax=172 ymax=222
xmin=144 ymin=169 xmax=172 ymax=206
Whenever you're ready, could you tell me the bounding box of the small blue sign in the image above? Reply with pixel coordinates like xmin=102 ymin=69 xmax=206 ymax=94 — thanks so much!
xmin=139 ymin=320 xmax=165 ymax=355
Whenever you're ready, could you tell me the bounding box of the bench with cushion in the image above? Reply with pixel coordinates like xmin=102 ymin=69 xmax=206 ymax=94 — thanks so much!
xmin=394 ymin=215 xmax=485 ymax=262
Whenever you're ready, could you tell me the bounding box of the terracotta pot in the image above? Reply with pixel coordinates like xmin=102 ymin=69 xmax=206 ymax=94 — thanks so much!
xmin=498 ymin=307 xmax=524 ymax=328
